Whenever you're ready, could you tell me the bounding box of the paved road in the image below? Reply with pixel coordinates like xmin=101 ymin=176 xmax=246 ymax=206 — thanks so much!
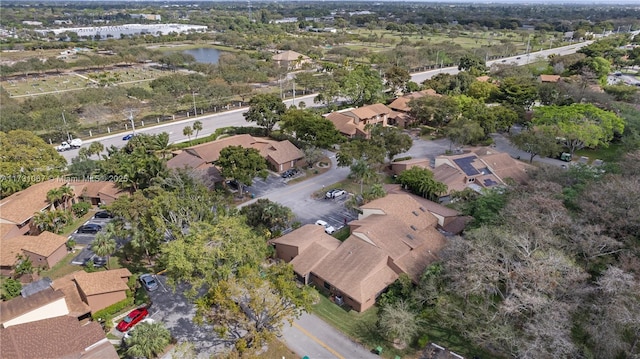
xmin=59 ymin=94 xmax=319 ymax=162
xmin=282 ymin=313 xmax=378 ymax=359
xmin=410 ymin=41 xmax=595 ymax=84
xmin=59 ymin=39 xmax=598 ymax=164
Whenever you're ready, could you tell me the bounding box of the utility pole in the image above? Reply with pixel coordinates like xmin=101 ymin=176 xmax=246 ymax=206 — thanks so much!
xmin=62 ymin=111 xmax=71 ymax=141
xmin=292 ymin=81 xmax=296 ymax=107
xmin=525 ymin=35 xmax=531 ymax=64
xmin=128 ymin=109 xmax=136 ymax=134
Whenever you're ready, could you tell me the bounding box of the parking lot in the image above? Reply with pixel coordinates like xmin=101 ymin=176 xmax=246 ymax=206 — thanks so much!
xmin=145 ymin=275 xmax=226 ymax=357
xmin=69 ymin=214 xmax=125 ymax=266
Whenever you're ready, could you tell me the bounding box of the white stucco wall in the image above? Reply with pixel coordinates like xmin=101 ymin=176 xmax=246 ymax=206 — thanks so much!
xmin=2 ymin=298 xmax=69 ymax=328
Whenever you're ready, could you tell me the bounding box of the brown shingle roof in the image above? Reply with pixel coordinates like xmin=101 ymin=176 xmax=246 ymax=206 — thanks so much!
xmin=167 ymin=151 xmax=207 ymax=169
xmin=264 ymin=140 xmax=304 ymax=165
xmin=326 ymin=112 xmax=358 ymax=136
xmin=20 ymin=231 xmax=67 ymax=257
xmin=0 ymin=288 xmax=66 ymax=324
xmin=431 ymin=164 xmax=468 ymax=194
xmin=0 ymin=223 xmax=22 ymax=240
xmin=73 ymin=268 xmax=131 ymax=296
xmin=346 ymin=103 xmax=392 ymax=120
xmin=539 ymin=74 xmax=561 ymax=83
xmin=479 ymin=152 xmax=532 ymax=184
xmin=0 ymin=180 xmax=60 ymax=224
xmin=384 ymin=184 xmax=460 ymax=218
xmin=0 ymin=237 xmax=24 ymax=267
xmin=312 ymin=236 xmax=397 ymax=304
xmin=68 ymin=181 xmax=125 ymax=200
xmin=272 ymin=50 xmax=310 ymax=62
xmin=188 ymin=134 xmax=256 ymax=163
xmin=0 ymin=316 xmax=117 ymax=359
xmin=51 ymin=273 xmax=91 ymax=317
xmin=388 ymin=89 xmax=440 ymax=112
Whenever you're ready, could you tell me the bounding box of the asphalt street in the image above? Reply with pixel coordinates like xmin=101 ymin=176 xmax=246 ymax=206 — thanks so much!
xmin=281 ymin=313 xmax=378 ymax=359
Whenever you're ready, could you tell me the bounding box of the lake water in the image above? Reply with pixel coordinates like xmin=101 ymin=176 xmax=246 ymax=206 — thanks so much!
xmin=182 ymin=47 xmax=222 ymax=64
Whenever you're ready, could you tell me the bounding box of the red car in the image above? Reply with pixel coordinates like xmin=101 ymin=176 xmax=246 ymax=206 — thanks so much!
xmin=116 ymin=307 xmax=149 ymax=332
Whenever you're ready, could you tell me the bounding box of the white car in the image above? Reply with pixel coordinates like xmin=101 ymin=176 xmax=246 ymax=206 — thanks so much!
xmin=325 ymin=189 xmax=347 ymax=199
xmin=315 ymin=220 xmax=336 ymax=234
xmin=122 ymin=318 xmax=155 ymax=341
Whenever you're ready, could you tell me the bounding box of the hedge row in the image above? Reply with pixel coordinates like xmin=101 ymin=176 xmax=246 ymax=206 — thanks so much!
xmin=91 ymin=297 xmax=134 ymax=322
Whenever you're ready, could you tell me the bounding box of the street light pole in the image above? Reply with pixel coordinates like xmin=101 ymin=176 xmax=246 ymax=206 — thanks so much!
xmin=128 ymin=109 xmax=136 ymax=134
xmin=62 ymin=111 xmax=71 ymax=141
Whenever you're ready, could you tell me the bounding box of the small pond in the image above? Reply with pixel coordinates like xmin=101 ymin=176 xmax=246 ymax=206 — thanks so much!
xmin=182 ymin=47 xmax=222 ymax=64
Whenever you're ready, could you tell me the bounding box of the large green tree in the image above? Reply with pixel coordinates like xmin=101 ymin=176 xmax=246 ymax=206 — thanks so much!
xmin=369 ymin=126 xmax=413 ymax=161
xmin=92 ymin=225 xmax=117 ymax=269
xmin=340 ymin=64 xmax=384 ymax=106
xmin=216 ymin=146 xmax=268 ymax=197
xmin=532 ymin=103 xmax=625 ymax=155
xmin=240 ymin=199 xmax=294 ymax=238
xmin=243 ymin=93 xmax=286 ymax=134
xmin=280 ymin=108 xmax=342 ymax=148
xmin=409 ymin=95 xmax=460 ymax=129
xmin=0 ymin=130 xmax=67 ymax=197
xmin=512 ymin=129 xmax=562 ymax=163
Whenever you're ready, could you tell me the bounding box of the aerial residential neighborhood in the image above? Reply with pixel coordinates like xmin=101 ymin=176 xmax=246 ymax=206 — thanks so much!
xmin=1 ymin=1 xmax=639 ymax=359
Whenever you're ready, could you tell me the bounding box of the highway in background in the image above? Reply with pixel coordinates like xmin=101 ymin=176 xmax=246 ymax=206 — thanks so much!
xmin=60 ymin=40 xmax=597 ymax=163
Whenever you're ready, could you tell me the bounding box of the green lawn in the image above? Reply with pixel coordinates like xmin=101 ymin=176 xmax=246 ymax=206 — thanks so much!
xmin=574 ymin=143 xmax=625 ymax=164
xmin=39 ymin=251 xmax=80 ymax=279
xmin=312 ymin=289 xmax=493 ymax=359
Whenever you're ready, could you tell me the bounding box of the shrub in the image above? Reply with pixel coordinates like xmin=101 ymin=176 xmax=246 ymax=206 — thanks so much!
xmin=91 ymin=297 xmax=135 ymax=322
xmin=66 ymin=238 xmax=76 ymax=251
xmin=417 ymin=335 xmax=430 ymax=348
xmin=1 ymin=277 xmax=22 ymax=300
xmin=72 ymin=202 xmax=91 ymax=217
xmin=392 ymin=156 xmax=412 ymax=162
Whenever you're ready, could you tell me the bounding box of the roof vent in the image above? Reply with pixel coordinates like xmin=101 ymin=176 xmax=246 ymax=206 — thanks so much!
xmin=419 ymin=207 xmax=426 ymax=212
xmin=406 ymin=234 xmax=414 ymax=240
xmin=412 ymin=211 xmax=419 ymax=216
xmin=410 ymin=225 xmax=417 ymax=231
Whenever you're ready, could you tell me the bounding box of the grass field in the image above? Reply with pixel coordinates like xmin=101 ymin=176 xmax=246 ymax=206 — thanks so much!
xmin=1 ymin=66 xmax=163 ymax=98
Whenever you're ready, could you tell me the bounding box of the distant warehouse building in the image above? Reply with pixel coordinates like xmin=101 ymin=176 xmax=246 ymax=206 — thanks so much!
xmin=36 ymin=23 xmax=207 ymax=40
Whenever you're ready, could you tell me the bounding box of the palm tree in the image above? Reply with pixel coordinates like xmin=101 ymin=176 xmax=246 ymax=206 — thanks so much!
xmin=46 ymin=188 xmax=63 ymax=210
xmin=183 ymin=126 xmax=193 ymax=143
xmin=88 ymin=141 xmax=105 ymax=159
xmin=59 ymin=185 xmax=75 ymax=211
xmin=125 ymin=322 xmax=171 ymax=359
xmin=350 ymin=159 xmax=378 ymax=194
xmin=193 ymin=121 xmax=203 ymax=140
xmin=92 ymin=230 xmax=117 ymax=269
xmin=152 ymin=132 xmax=171 ymax=159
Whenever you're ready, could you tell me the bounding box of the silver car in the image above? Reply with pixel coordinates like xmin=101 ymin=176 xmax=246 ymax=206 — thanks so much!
xmin=139 ymin=274 xmax=159 ymax=291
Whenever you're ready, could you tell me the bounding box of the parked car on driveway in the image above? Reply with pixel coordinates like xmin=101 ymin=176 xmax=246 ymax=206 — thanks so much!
xmin=281 ymin=168 xmax=299 ymax=178
xmin=94 ymin=210 xmax=113 ymax=219
xmin=77 ymin=223 xmax=102 ymax=234
xmin=140 ymin=274 xmax=159 ymax=292
xmin=325 ymin=189 xmax=346 ymax=199
xmin=315 ymin=220 xmax=336 ymax=234
xmin=116 ymin=307 xmax=149 ymax=332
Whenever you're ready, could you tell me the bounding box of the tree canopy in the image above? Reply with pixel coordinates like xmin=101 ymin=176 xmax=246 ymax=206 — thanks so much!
xmin=216 ymin=146 xmax=268 ymax=195
xmin=532 ymin=103 xmax=625 ymax=154
xmin=243 ymin=93 xmax=286 ymax=134
xmin=0 ymin=130 xmax=67 ymax=197
xmin=280 ymin=108 xmax=342 ymax=148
